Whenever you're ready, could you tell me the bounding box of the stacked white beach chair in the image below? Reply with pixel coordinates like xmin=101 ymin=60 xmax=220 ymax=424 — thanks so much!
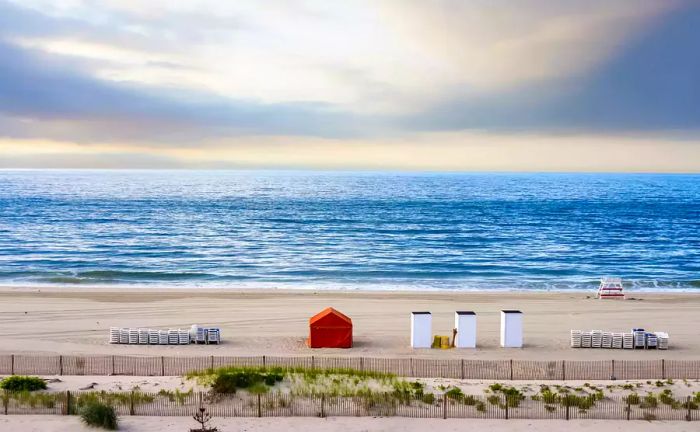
xmin=633 ymin=328 xmax=646 ymax=348
xmin=207 ymin=328 xmax=221 ymax=344
xmin=571 ymin=328 xmax=668 ymax=350
xmin=646 ymin=333 xmax=658 ymax=349
xmin=570 ymin=330 xmax=582 ymax=348
xmin=581 ymin=331 xmax=592 ymax=348
xmin=138 ymin=328 xmax=149 ymax=344
xmin=189 ymin=325 xmax=221 ymax=345
xmin=656 ymin=332 xmax=669 ymax=350
xmin=612 ymin=332 xmax=624 ymax=349
xmin=168 ymin=329 xmax=179 ymax=345
xmin=108 ymin=325 xmax=222 ymax=345
xmin=622 ymin=332 xmax=634 ymax=349
xmin=178 ymin=329 xmax=190 ymax=345
xmin=148 ymin=329 xmax=159 ymax=345
xmin=602 ymin=332 xmax=613 ymax=348
xmin=109 ymin=327 xmax=120 ymax=344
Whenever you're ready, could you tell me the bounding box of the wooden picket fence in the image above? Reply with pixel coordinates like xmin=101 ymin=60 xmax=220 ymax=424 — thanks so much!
xmin=1 ymin=355 xmax=699 ymax=380
xmin=1 ymin=390 xmax=698 ymax=420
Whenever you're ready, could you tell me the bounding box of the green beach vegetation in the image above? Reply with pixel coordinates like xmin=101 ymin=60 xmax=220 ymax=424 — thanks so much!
xmin=80 ymin=401 xmax=118 ymax=430
xmin=0 ymin=376 xmax=47 ymax=392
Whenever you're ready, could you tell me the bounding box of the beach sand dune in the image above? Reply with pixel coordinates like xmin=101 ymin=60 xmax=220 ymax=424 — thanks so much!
xmin=0 ymin=288 xmax=698 ymax=360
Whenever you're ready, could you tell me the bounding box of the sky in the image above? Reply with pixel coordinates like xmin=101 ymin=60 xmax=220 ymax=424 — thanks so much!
xmin=0 ymin=0 xmax=699 ymax=172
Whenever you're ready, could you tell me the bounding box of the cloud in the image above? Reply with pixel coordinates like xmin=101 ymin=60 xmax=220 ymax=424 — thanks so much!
xmin=0 ymin=0 xmax=698 ymax=172
xmin=2 ymin=1 xmax=682 ymax=113
xmin=0 ymin=39 xmax=376 ymax=143
xmin=401 ymin=1 xmax=700 ymax=134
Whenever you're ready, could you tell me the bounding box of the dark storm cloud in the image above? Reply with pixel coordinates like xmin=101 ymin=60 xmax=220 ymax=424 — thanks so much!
xmin=402 ymin=3 xmax=700 ymax=134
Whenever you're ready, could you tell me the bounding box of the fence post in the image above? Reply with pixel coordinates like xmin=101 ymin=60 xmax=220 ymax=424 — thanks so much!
xmin=65 ymin=390 xmax=71 ymax=415
xmin=661 ymin=359 xmax=665 ymax=380
xmin=59 ymin=355 xmax=63 ymax=376
xmin=504 ymin=397 xmax=509 ymax=419
xmin=509 ymin=359 xmax=513 ymax=381
xmin=262 ymin=355 xmax=266 ymax=368
xmin=129 ymin=390 xmax=135 ymax=416
xmin=562 ymin=360 xmax=566 ymax=381
xmin=626 ymin=397 xmax=631 ymax=420
xmin=257 ymin=394 xmax=262 ymax=417
xmin=410 ymin=358 xmax=414 ymax=377
xmin=111 ymin=355 xmax=115 ymax=375
xmin=3 ymin=390 xmax=7 ymax=415
xmin=10 ymin=355 xmax=14 ymax=375
xmin=611 ymin=359 xmax=615 ymax=379
xmin=210 ymin=355 xmax=214 ymax=370
xmin=161 ymin=356 xmax=165 ymax=376
xmin=443 ymin=394 xmax=447 ymax=419
xmin=311 ymin=355 xmax=315 ymax=369
xmin=321 ymin=394 xmax=325 ymax=418
xmin=360 ymin=357 xmax=364 ymax=371
xmin=565 ymin=398 xmax=569 ymax=420
xmin=687 ymin=396 xmax=692 ymax=421
xmin=461 ymin=359 xmax=465 ymax=380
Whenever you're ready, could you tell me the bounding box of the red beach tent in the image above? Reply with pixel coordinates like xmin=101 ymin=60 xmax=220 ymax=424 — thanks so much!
xmin=307 ymin=307 xmax=353 ymax=348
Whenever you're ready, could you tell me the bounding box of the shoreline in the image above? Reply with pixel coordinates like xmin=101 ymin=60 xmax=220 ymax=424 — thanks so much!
xmin=2 ymin=279 xmax=700 ymax=293
xmin=2 ymin=284 xmax=700 ymax=295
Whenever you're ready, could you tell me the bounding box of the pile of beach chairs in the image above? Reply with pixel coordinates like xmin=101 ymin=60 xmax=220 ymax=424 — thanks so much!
xmin=571 ymin=328 xmax=668 ymax=350
xmin=190 ymin=325 xmax=221 ymax=344
xmin=109 ymin=325 xmax=221 ymax=345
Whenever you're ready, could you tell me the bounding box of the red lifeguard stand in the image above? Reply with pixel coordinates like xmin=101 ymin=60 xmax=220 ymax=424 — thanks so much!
xmin=597 ymin=277 xmax=625 ymax=299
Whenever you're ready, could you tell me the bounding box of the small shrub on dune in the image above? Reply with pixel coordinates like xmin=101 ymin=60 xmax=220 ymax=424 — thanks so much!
xmin=444 ymin=387 xmax=464 ymax=402
xmin=488 ymin=383 xmax=503 ymax=392
xmin=421 ymin=393 xmax=435 ymax=405
xmin=659 ymin=389 xmax=679 ymax=408
xmin=625 ymin=393 xmax=641 ymax=405
xmin=80 ymin=402 xmax=118 ymax=430
xmin=211 ymin=374 xmax=239 ymax=394
xmin=0 ymin=376 xmax=47 ymax=392
xmin=210 ymin=370 xmax=284 ymax=395
xmin=641 ymin=393 xmax=658 ymax=409
xmin=463 ymin=395 xmax=478 ymax=406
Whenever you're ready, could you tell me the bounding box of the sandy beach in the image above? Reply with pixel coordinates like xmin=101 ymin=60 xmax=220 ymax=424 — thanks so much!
xmin=0 ymin=287 xmax=698 ymax=360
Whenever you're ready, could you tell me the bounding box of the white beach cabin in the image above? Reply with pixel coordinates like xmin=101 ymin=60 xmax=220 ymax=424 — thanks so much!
xmin=454 ymin=311 xmax=477 ymax=348
xmin=500 ymin=310 xmax=523 ymax=348
xmin=411 ymin=312 xmax=432 ymax=348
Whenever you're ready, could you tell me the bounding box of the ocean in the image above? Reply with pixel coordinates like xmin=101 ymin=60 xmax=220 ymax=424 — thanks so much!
xmin=0 ymin=170 xmax=698 ymax=291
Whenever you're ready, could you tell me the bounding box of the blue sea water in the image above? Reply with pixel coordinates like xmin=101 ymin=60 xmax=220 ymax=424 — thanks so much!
xmin=0 ymin=170 xmax=698 ymax=291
